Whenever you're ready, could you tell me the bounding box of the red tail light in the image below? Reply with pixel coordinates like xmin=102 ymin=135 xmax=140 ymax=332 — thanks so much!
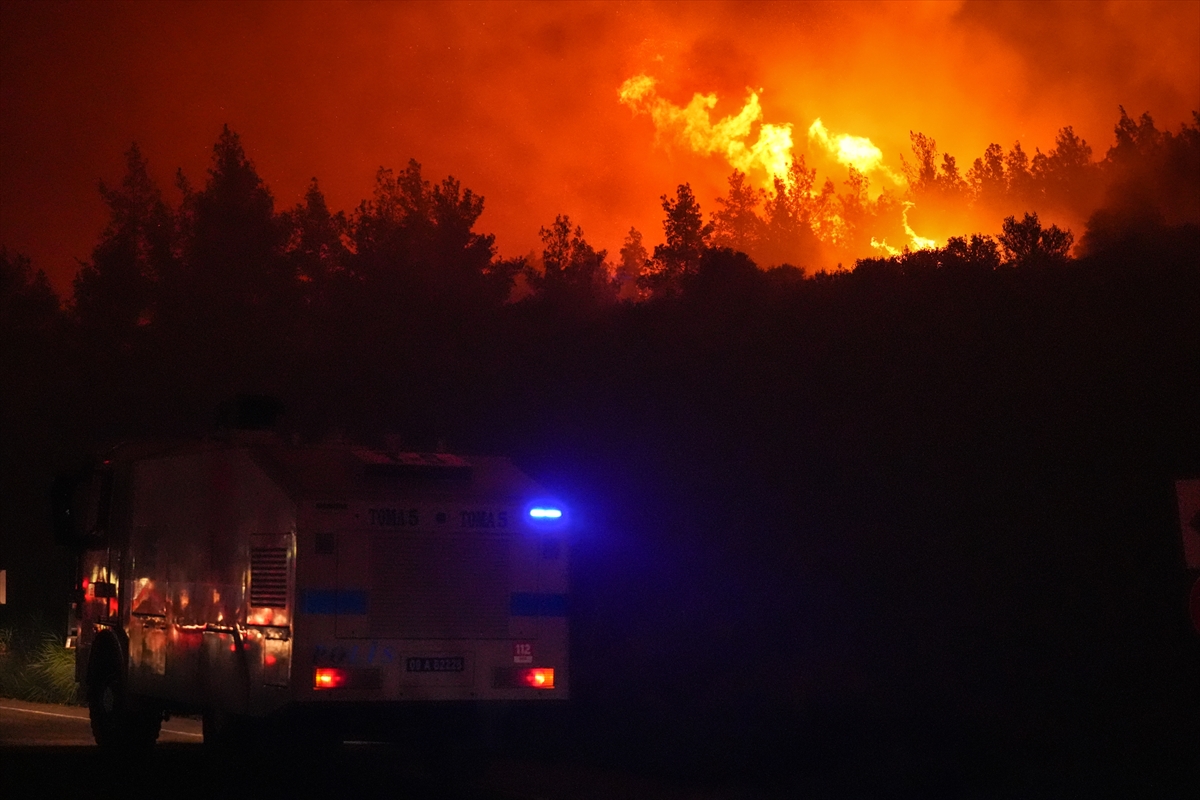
xmin=522 ymin=668 xmax=554 ymax=689
xmin=314 ymin=667 xmax=347 ymax=689
xmin=495 ymin=667 xmax=556 ymax=689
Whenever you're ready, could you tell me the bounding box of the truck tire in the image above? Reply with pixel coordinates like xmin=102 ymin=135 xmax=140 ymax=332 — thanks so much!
xmin=88 ymin=658 xmax=162 ymax=749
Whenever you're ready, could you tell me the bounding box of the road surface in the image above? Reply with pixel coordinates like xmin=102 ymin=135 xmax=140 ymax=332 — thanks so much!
xmin=0 ymin=698 xmax=734 ymax=800
xmin=0 ymin=697 xmax=201 ymax=745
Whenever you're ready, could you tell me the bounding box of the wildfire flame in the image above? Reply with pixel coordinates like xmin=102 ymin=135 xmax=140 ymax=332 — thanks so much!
xmin=870 ymin=203 xmax=939 ymax=256
xmin=621 ymin=74 xmax=938 ymax=254
xmin=618 ymin=74 xmax=793 ymax=186
xmin=902 ymin=202 xmax=938 ymax=250
xmin=870 ymin=238 xmax=901 ymax=257
xmin=807 ymin=119 xmax=904 ymax=186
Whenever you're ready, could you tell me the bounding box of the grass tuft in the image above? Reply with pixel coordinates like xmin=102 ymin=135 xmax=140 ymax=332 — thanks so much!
xmin=0 ymin=625 xmax=80 ymax=705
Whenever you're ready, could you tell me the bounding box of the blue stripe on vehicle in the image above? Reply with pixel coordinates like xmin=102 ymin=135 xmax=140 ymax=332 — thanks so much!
xmin=301 ymin=590 xmax=368 ymax=615
xmin=510 ymin=592 xmax=568 ymax=617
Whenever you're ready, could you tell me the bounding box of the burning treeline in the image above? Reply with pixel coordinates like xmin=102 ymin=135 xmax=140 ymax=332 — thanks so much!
xmin=619 ymin=73 xmax=1200 ymax=275
xmin=30 ymin=102 xmax=1200 ymax=339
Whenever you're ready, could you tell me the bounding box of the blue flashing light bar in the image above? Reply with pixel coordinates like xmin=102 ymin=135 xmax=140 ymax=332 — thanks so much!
xmin=529 ymin=507 xmax=563 ymax=520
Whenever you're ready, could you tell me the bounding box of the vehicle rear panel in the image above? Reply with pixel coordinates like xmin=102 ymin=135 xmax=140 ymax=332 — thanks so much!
xmin=291 ymin=486 xmax=568 ymax=706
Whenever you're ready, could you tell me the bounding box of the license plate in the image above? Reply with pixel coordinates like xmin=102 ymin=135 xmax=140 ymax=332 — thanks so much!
xmin=405 ymin=656 xmax=465 ymax=673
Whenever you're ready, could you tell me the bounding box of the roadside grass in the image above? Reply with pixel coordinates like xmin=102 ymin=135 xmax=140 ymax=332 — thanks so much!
xmin=0 ymin=625 xmax=79 ymax=705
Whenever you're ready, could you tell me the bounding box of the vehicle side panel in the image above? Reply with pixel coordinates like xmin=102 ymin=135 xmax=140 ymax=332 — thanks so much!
xmin=124 ymin=447 xmax=296 ymax=714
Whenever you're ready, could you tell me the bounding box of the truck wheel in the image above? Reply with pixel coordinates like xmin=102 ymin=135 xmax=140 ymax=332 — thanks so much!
xmin=89 ymin=661 xmax=162 ymax=749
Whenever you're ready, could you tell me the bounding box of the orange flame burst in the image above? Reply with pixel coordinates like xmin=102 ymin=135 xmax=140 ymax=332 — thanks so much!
xmin=901 ymin=202 xmax=938 ymax=250
xmin=621 ymin=74 xmax=939 ymax=255
xmin=807 ymin=119 xmax=904 ymax=187
xmin=619 ymin=74 xmax=794 ymax=187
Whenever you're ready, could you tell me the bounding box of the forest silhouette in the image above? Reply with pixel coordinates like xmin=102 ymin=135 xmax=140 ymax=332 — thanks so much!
xmin=2 ymin=109 xmax=1199 ymax=791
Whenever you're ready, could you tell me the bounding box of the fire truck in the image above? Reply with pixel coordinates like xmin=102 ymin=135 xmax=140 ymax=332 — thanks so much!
xmin=54 ymin=431 xmax=569 ymax=748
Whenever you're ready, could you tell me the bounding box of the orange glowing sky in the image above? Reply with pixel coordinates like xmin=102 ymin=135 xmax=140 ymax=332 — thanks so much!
xmin=2 ymin=0 xmax=1198 ymax=294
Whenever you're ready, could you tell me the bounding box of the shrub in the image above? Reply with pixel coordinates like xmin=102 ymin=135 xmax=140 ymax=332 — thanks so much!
xmin=0 ymin=625 xmax=79 ymax=705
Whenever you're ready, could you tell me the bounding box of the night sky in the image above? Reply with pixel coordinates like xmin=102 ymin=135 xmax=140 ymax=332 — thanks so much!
xmin=2 ymin=0 xmax=1197 ymax=295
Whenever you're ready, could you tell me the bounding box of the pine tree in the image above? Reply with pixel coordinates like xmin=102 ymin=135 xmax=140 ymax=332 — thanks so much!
xmin=642 ymin=184 xmax=712 ymax=297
